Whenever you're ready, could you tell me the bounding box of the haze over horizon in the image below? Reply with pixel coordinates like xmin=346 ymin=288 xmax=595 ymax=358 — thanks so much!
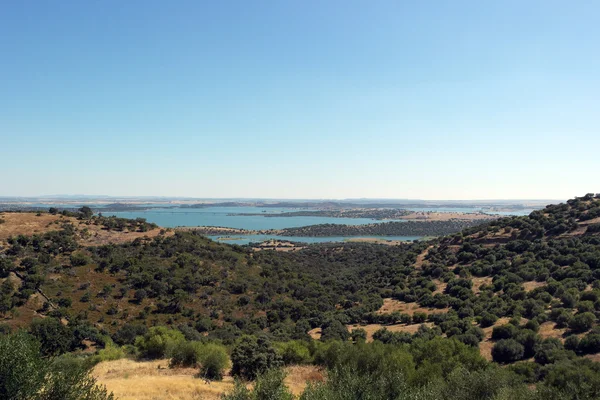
xmin=2 ymin=1 xmax=599 ymax=200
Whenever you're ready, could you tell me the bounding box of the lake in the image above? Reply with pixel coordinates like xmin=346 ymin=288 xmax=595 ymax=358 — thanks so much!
xmin=101 ymin=206 xmax=393 ymax=230
xmin=100 ymin=205 xmax=534 ymax=245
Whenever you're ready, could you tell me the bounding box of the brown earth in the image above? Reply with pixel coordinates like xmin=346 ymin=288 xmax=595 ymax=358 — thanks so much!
xmin=0 ymin=212 xmax=172 ymax=247
xmin=376 ymin=298 xmax=449 ymax=316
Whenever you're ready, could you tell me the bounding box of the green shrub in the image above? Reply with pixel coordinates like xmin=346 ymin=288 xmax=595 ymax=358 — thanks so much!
xmin=92 ymin=340 xmax=125 ymax=364
xmin=198 ymin=343 xmax=229 ymax=381
xmin=412 ymin=312 xmax=427 ymax=324
xmin=491 ymin=324 xmax=517 ymax=341
xmin=0 ymin=332 xmax=114 ymax=400
xmin=569 ymin=312 xmax=595 ymax=333
xmin=492 ymin=339 xmax=524 ymax=363
xmin=480 ymin=313 xmax=498 ymax=328
xmin=135 ymin=326 xmax=185 ymax=359
xmin=170 ymin=341 xmax=202 ymax=368
xmin=231 ymin=335 xmax=282 ymax=380
xmin=276 ymin=341 xmax=311 ymax=365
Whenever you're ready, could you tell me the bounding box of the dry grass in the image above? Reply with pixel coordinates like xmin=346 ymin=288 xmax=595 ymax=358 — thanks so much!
xmin=413 ymin=246 xmax=433 ymax=269
xmin=0 ymin=212 xmax=171 ymax=247
xmin=471 ymin=277 xmax=493 ymax=293
xmin=93 ymin=359 xmax=323 ymax=400
xmin=523 ymin=281 xmax=546 ymax=292
xmin=376 ymin=298 xmax=448 ymax=316
xmin=432 ymin=279 xmax=447 ymax=294
xmin=479 ymin=317 xmax=511 ymax=361
xmin=284 ymin=365 xmax=325 ymax=395
xmin=538 ymin=321 xmax=567 ymax=341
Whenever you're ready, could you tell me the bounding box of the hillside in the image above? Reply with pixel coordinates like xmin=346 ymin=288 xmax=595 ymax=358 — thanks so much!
xmin=2 ymin=195 xmax=600 ymax=397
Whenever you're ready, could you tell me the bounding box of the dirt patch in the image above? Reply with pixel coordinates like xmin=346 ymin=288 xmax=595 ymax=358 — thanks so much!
xmin=538 ymin=321 xmax=567 ymax=341
xmin=308 ymin=328 xmax=322 ymax=340
xmin=414 ymin=246 xmax=433 ymax=269
xmin=376 ymin=298 xmax=448 ymax=316
xmin=523 ymin=281 xmax=546 ymax=292
xmin=472 ymin=277 xmax=493 ymax=293
xmin=432 ymin=279 xmax=447 ymax=294
xmin=479 ymin=317 xmax=511 ymax=360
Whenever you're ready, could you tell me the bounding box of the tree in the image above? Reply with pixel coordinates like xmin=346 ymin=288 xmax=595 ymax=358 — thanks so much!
xmin=133 ymin=289 xmax=148 ymax=304
xmin=534 ymin=338 xmax=567 ymax=365
xmin=29 ymin=318 xmax=74 ymax=356
xmin=492 ymin=339 xmax=524 ymax=363
xmin=569 ymin=312 xmax=595 ymax=333
xmin=0 ymin=280 xmax=14 ymax=315
xmin=199 ymin=343 xmax=229 ymax=381
xmin=231 ymin=335 xmax=282 ymax=380
xmin=79 ymin=206 xmax=93 ymax=219
xmin=134 ymin=326 xmax=185 ymax=359
xmin=0 ymin=332 xmax=114 ymax=400
xmin=112 ymin=323 xmax=148 ymax=346
xmin=320 ymin=320 xmax=349 ymax=342
xmin=480 ymin=312 xmax=498 ymax=328
xmin=350 ymin=328 xmax=367 ymax=343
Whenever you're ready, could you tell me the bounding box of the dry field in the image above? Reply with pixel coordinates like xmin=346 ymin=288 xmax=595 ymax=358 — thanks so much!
xmin=376 ymin=298 xmax=448 ymax=316
xmin=0 ymin=212 xmax=171 ymax=246
xmin=93 ymin=359 xmax=324 ymax=400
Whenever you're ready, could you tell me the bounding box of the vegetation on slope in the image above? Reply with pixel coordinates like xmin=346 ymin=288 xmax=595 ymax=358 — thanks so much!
xmin=277 ymin=220 xmax=490 ymax=237
xmin=2 ymin=194 xmax=600 ymax=398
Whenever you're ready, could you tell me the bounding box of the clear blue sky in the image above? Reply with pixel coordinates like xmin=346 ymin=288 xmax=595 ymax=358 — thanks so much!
xmin=1 ymin=1 xmax=598 ymax=200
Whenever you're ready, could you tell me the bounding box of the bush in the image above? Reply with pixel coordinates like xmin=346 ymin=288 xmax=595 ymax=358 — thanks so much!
xmin=579 ymin=333 xmax=600 ymax=355
xmin=492 ymin=339 xmax=524 ymax=363
xmin=491 ymin=324 xmax=517 ymax=341
xmin=276 ymin=341 xmax=312 ymax=365
xmin=170 ymin=341 xmax=202 ymax=368
xmin=112 ymin=323 xmax=148 ymax=346
xmin=92 ymin=341 xmax=125 ymax=364
xmin=350 ymin=328 xmax=367 ymax=343
xmin=29 ymin=317 xmax=74 ymax=356
xmin=231 ymin=335 xmax=282 ymax=380
xmin=412 ymin=312 xmax=427 ymax=324
xmin=534 ymin=338 xmax=567 ymax=365
xmin=480 ymin=313 xmax=498 ymax=328
xmin=564 ymin=335 xmax=580 ymax=352
xmin=134 ymin=326 xmax=185 ymax=359
xmin=198 ymin=343 xmax=229 ymax=381
xmin=70 ymin=252 xmax=91 ymax=267
xmin=320 ymin=320 xmax=349 ymax=342
xmin=569 ymin=312 xmax=595 ymax=333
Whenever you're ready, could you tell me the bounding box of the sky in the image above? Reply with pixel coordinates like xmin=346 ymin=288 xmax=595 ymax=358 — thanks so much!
xmin=1 ymin=1 xmax=598 ymax=200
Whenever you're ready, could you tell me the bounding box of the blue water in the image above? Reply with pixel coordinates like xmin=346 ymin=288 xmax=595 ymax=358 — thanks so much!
xmin=208 ymin=235 xmax=422 ymax=245
xmin=99 ymin=206 xmax=537 ymax=244
xmin=102 ymin=207 xmax=391 ymax=230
